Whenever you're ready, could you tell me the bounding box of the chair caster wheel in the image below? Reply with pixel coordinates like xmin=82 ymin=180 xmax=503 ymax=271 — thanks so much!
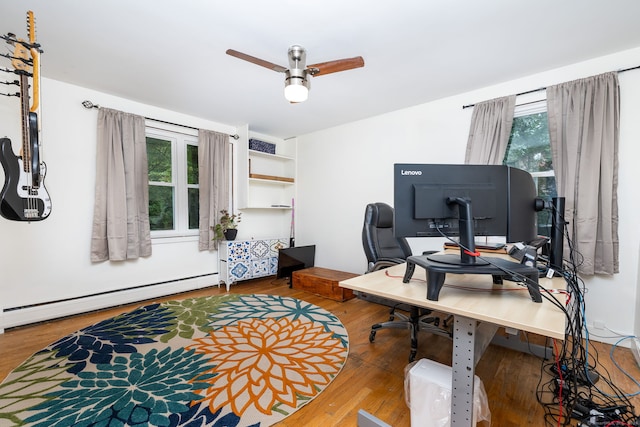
xmin=369 ymin=330 xmax=376 ymax=342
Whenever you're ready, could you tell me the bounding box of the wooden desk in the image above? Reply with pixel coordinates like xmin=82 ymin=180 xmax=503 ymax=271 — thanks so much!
xmin=340 ymin=261 xmax=566 ymax=427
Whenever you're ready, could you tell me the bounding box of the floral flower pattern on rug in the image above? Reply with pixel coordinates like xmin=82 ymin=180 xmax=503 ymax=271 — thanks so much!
xmin=0 ymin=294 xmax=349 ymax=427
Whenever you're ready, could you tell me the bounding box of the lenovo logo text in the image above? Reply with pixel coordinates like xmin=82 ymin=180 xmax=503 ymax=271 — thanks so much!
xmin=400 ymin=169 xmax=422 ymax=176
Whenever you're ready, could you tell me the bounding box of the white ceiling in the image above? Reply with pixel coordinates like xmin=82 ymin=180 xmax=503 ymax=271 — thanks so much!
xmin=2 ymin=1 xmax=640 ymax=139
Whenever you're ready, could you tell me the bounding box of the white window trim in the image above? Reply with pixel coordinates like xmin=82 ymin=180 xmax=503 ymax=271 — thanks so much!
xmin=146 ymin=126 xmax=199 ymax=240
xmin=513 ymin=99 xmax=547 ymax=117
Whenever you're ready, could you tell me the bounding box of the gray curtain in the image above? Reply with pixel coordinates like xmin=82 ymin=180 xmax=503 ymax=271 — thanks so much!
xmin=464 ymin=95 xmax=516 ymax=164
xmin=90 ymin=108 xmax=151 ymax=262
xmin=547 ymin=72 xmax=620 ymax=275
xmin=198 ymin=129 xmax=230 ymax=250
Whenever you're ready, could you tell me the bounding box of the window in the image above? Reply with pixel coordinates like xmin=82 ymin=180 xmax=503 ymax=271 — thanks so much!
xmin=146 ymin=128 xmax=199 ymax=237
xmin=503 ymin=101 xmax=557 ymax=237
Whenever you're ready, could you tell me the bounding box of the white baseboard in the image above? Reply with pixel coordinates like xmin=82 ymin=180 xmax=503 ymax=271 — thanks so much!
xmin=0 ymin=274 xmax=219 ymax=333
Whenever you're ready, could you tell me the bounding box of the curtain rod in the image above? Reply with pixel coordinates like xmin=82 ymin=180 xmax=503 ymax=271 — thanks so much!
xmin=461 ymin=64 xmax=640 ymax=109
xmin=81 ymin=100 xmax=240 ymax=140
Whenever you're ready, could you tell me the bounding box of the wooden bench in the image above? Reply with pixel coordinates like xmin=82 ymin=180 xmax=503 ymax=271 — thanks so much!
xmin=292 ymin=267 xmax=358 ymax=302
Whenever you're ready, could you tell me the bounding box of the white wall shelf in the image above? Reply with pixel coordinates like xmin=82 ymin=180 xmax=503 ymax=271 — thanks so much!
xmin=248 ymin=149 xmax=295 ymax=161
xmin=248 ymin=177 xmax=295 ymax=185
xmin=236 ymin=128 xmax=297 ymax=210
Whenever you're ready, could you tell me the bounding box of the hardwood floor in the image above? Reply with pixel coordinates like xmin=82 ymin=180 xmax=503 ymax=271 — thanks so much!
xmin=1 ymin=276 xmax=639 ymax=426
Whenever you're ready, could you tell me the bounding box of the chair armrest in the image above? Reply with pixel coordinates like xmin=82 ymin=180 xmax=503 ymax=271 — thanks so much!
xmin=368 ymin=257 xmax=406 ymax=272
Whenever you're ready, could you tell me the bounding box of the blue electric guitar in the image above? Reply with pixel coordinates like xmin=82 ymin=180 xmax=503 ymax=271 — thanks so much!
xmin=0 ymin=11 xmax=51 ymax=221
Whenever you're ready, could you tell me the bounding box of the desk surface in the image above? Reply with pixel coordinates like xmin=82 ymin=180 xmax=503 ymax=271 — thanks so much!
xmin=340 ymin=262 xmax=566 ymax=339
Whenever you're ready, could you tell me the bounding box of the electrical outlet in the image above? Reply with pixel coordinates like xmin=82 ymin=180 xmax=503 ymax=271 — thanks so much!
xmin=631 ymin=338 xmax=640 ymax=369
xmin=592 ymin=320 xmax=605 ymax=330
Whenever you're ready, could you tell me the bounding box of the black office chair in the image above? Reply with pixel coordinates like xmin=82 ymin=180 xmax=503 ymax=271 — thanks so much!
xmin=362 ymin=202 xmax=451 ymax=362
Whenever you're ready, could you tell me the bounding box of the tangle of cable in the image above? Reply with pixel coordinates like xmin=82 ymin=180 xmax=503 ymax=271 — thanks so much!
xmin=531 ymin=204 xmax=638 ymax=426
xmin=434 ymin=204 xmax=638 ymax=425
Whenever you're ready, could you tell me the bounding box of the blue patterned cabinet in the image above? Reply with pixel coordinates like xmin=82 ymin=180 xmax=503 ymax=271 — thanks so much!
xmin=219 ymin=238 xmax=289 ymax=290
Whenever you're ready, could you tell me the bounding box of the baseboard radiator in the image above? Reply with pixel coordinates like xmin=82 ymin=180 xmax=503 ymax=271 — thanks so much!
xmin=0 ymin=273 xmax=219 ymax=333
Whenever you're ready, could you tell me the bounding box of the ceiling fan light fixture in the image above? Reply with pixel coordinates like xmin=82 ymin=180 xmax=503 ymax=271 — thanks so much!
xmin=226 ymin=45 xmax=364 ymax=103
xmin=284 ymin=81 xmax=308 ymax=103
xmin=284 ymin=69 xmax=309 ymax=102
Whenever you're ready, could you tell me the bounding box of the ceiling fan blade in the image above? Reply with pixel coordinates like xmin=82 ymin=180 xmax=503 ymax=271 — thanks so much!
xmin=226 ymin=49 xmax=288 ymax=73
xmin=307 ymin=56 xmax=365 ymax=76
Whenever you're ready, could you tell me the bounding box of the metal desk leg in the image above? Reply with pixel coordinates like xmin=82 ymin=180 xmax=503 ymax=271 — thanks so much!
xmin=451 ymin=315 xmax=476 ymax=427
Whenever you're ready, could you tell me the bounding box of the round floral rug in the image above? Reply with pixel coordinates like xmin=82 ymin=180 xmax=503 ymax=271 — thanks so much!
xmin=0 ymin=294 xmax=349 ymax=426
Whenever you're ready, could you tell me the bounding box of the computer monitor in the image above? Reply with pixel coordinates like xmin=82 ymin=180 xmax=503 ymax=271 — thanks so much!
xmin=277 ymin=245 xmax=316 ymax=284
xmin=394 ymin=164 xmax=538 ymax=266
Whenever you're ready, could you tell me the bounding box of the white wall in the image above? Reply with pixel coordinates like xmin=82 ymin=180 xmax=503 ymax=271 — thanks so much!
xmin=2 ymin=48 xmax=638 ymax=341
xmin=0 ymin=79 xmax=244 ymax=312
xmin=296 ymin=47 xmax=640 ymax=342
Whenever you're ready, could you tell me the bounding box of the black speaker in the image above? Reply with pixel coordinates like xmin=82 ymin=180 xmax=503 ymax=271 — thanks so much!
xmin=549 ymin=197 xmax=566 ymax=273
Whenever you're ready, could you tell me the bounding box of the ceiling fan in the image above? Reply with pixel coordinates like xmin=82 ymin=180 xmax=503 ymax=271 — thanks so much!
xmin=226 ymin=45 xmax=365 ymax=103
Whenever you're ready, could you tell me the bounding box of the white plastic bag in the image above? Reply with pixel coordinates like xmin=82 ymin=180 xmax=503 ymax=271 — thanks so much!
xmin=404 ymin=359 xmax=491 ymax=426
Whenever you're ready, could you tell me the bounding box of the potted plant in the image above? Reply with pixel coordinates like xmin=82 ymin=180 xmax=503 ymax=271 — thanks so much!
xmin=211 ymin=209 xmax=242 ymax=241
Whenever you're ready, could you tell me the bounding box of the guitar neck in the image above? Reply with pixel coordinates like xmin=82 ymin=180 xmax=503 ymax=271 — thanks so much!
xmin=27 ymin=10 xmax=40 ymax=113
xmin=19 ymin=73 xmax=30 ymax=172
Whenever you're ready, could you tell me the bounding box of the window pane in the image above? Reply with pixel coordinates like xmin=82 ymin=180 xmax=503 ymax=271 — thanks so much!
xmin=147 ymin=137 xmax=172 ymax=182
xmin=504 ymin=113 xmax=552 ymax=173
xmin=149 ymin=185 xmax=174 ymax=230
xmin=504 ymin=112 xmax=557 ymax=238
xmin=187 ymin=144 xmax=198 ymax=185
xmin=188 ymin=188 xmax=199 ymax=230
xmin=146 ymin=129 xmax=204 ymax=237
